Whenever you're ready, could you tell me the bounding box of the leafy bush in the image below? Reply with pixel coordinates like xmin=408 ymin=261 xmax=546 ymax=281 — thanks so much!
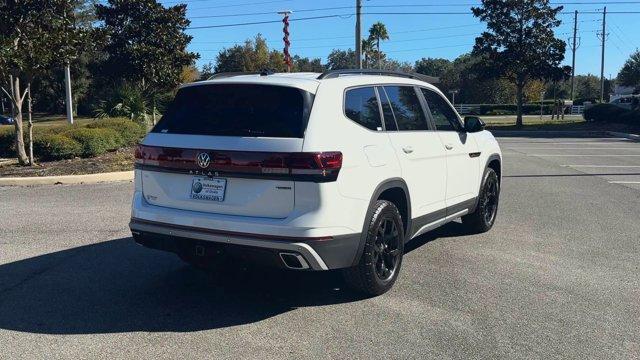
xmin=583 ymin=104 xmax=639 ymax=123
xmin=0 ymin=129 xmax=15 ymax=157
xmin=33 ymin=134 xmax=82 ymax=160
xmin=478 ymin=104 xmax=554 ymax=115
xmin=86 ymin=118 xmax=146 ymax=146
xmin=486 ymin=109 xmax=512 ymax=116
xmin=93 ymin=84 xmax=150 ymax=123
xmin=64 ymin=128 xmax=123 ymax=157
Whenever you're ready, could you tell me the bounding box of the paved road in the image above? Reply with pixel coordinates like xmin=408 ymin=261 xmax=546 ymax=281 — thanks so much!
xmin=1 ymin=137 xmax=639 ymax=359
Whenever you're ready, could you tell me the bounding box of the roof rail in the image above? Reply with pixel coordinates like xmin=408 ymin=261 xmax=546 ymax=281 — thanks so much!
xmin=317 ymin=69 xmax=439 ymax=84
xmin=207 ymin=69 xmax=274 ymax=80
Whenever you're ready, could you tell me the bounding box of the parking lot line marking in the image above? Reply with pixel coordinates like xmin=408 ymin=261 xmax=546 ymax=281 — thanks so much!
xmin=515 ymin=148 xmax=640 ymax=150
xmin=529 ymin=154 xmax=640 ymax=157
xmin=608 ymin=181 xmax=640 ymax=184
xmin=562 ymin=165 xmax=640 ymax=168
xmin=500 ymin=141 xmax=633 ymax=145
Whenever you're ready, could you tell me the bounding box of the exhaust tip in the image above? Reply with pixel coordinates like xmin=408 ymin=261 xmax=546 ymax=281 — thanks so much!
xmin=279 ymin=252 xmax=310 ymax=270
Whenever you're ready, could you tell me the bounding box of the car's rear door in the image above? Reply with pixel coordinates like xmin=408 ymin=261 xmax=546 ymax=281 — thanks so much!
xmin=380 ymin=85 xmax=448 ymax=223
xmin=136 ymin=83 xmax=315 ymax=219
xmin=419 ymin=87 xmax=480 ymax=212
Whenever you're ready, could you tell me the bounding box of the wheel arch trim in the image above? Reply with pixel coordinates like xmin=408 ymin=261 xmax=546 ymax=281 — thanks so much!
xmin=350 ymin=178 xmax=412 ymax=267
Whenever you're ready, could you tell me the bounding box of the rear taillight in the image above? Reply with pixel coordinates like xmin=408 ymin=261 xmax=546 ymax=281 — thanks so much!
xmin=134 ymin=145 xmax=342 ymax=182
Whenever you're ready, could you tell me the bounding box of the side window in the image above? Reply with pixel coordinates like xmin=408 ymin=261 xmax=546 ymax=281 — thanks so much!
xmin=377 ymin=87 xmax=398 ymax=131
xmin=421 ymin=88 xmax=462 ymax=132
xmin=344 ymin=87 xmax=383 ymax=131
xmin=382 ymin=86 xmax=429 ymax=131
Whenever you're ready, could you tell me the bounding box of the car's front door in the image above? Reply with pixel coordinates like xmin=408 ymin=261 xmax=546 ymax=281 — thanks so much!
xmin=420 ymin=88 xmax=480 ymax=214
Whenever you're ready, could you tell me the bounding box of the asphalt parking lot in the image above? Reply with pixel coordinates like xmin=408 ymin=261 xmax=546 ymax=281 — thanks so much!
xmin=1 ymin=136 xmax=639 ymax=359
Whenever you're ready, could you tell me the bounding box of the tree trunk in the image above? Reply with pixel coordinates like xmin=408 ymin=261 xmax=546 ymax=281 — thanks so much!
xmin=11 ymin=76 xmax=29 ymax=165
xmin=515 ymin=82 xmax=524 ymax=128
xmin=27 ymin=84 xmax=34 ymax=166
xmin=152 ymin=99 xmax=157 ymax=126
xmin=377 ymin=39 xmax=381 ymax=69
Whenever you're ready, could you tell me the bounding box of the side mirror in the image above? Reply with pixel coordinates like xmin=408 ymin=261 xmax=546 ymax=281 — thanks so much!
xmin=464 ymin=116 xmax=485 ymax=133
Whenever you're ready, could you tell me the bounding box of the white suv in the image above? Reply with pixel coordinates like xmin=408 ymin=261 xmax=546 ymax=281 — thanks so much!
xmin=130 ymin=70 xmax=502 ymax=295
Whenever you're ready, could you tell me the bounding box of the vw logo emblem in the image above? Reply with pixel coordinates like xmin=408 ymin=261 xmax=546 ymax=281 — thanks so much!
xmin=196 ymin=152 xmax=210 ymax=169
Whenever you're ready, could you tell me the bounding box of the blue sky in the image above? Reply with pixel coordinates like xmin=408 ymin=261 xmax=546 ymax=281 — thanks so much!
xmin=166 ymin=0 xmax=640 ymax=77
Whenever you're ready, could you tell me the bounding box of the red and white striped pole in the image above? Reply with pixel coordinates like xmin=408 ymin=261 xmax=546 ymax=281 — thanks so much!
xmin=278 ymin=10 xmax=292 ymax=72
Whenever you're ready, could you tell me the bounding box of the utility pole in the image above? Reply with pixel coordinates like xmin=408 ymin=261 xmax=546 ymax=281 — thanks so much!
xmin=64 ymin=63 xmax=74 ymax=124
xmin=598 ymin=6 xmax=607 ymax=103
xmin=355 ymin=0 xmax=362 ymax=69
xmin=278 ymin=10 xmax=292 ymax=72
xmin=570 ymin=10 xmax=579 ymax=100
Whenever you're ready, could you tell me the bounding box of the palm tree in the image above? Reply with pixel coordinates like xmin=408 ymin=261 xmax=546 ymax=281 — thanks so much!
xmin=361 ymin=38 xmax=375 ymax=69
xmin=368 ymin=22 xmax=389 ymax=69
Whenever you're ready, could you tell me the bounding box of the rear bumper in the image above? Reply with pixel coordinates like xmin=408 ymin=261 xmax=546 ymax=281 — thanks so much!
xmin=130 ymin=218 xmax=360 ymax=270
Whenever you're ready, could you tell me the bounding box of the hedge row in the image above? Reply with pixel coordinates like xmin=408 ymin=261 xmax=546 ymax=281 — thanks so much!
xmin=0 ymin=118 xmax=146 ymax=161
xmin=466 ymin=104 xmax=556 ymax=116
xmin=583 ymin=104 xmax=640 ymax=124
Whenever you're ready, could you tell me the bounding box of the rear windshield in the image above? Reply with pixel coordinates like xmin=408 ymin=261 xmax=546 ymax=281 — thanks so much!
xmin=153 ymin=84 xmax=314 ymax=138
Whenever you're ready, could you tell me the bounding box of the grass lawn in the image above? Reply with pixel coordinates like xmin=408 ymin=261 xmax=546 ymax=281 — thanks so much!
xmin=25 ymin=113 xmax=95 ymax=127
xmin=482 ymin=115 xmax=639 ymax=133
xmin=0 ymin=146 xmax=135 ymax=177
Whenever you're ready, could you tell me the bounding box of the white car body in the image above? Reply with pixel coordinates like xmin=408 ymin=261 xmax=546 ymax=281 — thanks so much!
xmin=130 ymin=71 xmax=502 ymax=273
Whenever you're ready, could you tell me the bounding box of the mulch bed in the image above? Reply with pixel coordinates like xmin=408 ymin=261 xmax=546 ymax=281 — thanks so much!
xmin=0 ymin=146 xmax=135 ymax=177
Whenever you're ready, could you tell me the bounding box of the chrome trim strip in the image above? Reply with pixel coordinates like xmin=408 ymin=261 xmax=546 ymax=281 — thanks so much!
xmin=411 ymin=209 xmax=469 ymax=239
xmin=130 ymin=220 xmax=329 ymax=270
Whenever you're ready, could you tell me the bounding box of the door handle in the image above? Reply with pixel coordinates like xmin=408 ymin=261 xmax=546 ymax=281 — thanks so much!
xmin=444 ymin=143 xmax=454 ymax=150
xmin=402 ymin=146 xmax=414 ymax=154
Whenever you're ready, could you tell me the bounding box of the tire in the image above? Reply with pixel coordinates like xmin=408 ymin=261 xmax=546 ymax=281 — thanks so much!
xmin=462 ymin=167 xmax=500 ymax=233
xmin=343 ymin=200 xmax=405 ymax=296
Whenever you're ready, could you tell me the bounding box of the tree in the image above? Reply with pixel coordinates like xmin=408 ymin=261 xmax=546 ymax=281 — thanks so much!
xmin=439 ymin=53 xmax=514 ymax=104
xmin=199 ymin=63 xmax=215 ymax=81
xmin=414 ymin=58 xmax=452 ymax=78
xmin=214 ymin=35 xmax=274 ymax=72
xmin=0 ymin=0 xmax=89 ymax=165
xmin=368 ymin=22 xmax=390 ymax=69
xmin=574 ymin=74 xmax=601 ymax=100
xmin=382 ymin=59 xmax=413 ymax=73
xmin=326 ymin=49 xmax=356 ymax=70
xmin=96 ymin=0 xmax=198 ymax=124
xmin=361 ymin=38 xmax=375 ymax=69
xmin=292 ymin=56 xmax=325 ymax=72
xmin=618 ymin=50 xmax=640 ymax=88
xmin=472 ymin=0 xmax=566 ymax=126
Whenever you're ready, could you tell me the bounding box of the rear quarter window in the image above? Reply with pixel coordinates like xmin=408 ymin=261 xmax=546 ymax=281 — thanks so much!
xmin=344 ymin=87 xmax=383 ymax=131
xmin=153 ymin=84 xmax=313 ymax=138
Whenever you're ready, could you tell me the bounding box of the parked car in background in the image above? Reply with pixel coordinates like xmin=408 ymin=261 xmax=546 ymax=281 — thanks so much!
xmin=610 ymin=95 xmax=640 ymax=110
xmin=0 ymin=115 xmax=14 ymax=125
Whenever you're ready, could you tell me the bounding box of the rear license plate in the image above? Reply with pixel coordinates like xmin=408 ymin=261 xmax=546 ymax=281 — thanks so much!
xmin=190 ymin=177 xmax=227 ymax=202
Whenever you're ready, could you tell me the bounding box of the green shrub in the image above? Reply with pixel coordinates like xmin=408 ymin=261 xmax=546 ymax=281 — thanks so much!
xmin=86 ymin=118 xmax=146 ymax=146
xmin=478 ymin=104 xmax=554 ymax=115
xmin=583 ymin=104 xmax=630 ymax=123
xmin=0 ymin=129 xmax=15 ymax=157
xmin=64 ymin=128 xmax=123 ymax=157
xmin=486 ymin=109 xmax=512 ymax=116
xmin=33 ymin=134 xmax=82 ymax=160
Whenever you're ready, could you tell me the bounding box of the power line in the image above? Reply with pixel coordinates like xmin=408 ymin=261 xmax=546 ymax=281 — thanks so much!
xmin=164 ymin=0 xmax=292 ymax=7
xmin=190 ymin=6 xmax=354 ymax=19
xmin=191 ymin=24 xmax=483 ymax=44
xmin=188 ymin=14 xmax=354 ymax=30
xmin=386 ymin=43 xmax=475 ymax=53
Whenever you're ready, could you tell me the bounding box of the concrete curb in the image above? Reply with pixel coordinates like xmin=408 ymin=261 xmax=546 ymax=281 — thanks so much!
xmin=0 ymin=170 xmax=134 ymax=186
xmin=606 ymin=131 xmax=640 ymax=142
